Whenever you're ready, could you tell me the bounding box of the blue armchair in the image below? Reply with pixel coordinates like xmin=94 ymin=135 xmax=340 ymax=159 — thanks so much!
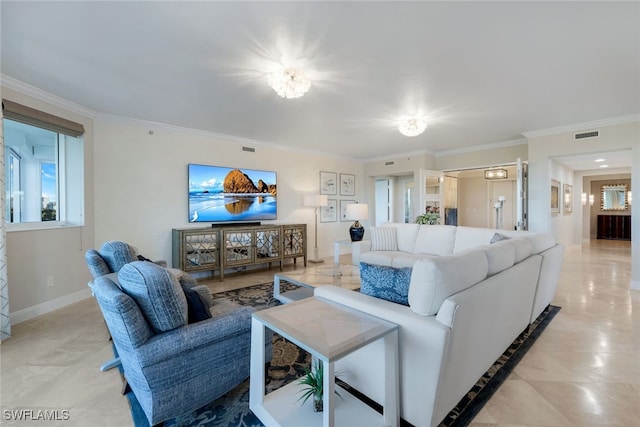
xmin=91 ymin=261 xmax=257 ymax=426
xmin=86 ymin=241 xmax=213 ymax=372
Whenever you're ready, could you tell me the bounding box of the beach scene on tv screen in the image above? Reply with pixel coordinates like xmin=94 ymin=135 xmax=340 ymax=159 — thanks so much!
xmin=188 ymin=164 xmax=277 ymax=222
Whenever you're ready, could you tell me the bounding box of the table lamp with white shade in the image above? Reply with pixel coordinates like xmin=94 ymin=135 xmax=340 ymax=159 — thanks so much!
xmin=303 ymin=194 xmax=328 ymax=263
xmin=345 ymin=203 xmax=368 ymax=241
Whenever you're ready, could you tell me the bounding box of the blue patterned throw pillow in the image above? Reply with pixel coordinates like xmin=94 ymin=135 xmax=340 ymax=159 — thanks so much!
xmin=360 ymin=262 xmax=412 ymax=306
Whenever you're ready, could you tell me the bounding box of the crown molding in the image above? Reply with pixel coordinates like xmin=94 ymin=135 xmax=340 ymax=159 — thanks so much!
xmin=435 ymin=138 xmax=527 ymax=158
xmin=362 ymin=148 xmax=435 ymax=164
xmin=522 ymin=114 xmax=640 ymax=139
xmin=1 ymin=74 xmax=97 ymax=118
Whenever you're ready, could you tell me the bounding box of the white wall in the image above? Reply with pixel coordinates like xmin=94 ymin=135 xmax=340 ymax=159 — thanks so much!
xmin=93 ymin=118 xmax=364 ymax=267
xmin=2 ymin=86 xmax=95 ymax=318
xmin=458 ymin=176 xmax=488 ymax=227
xmin=549 ymin=159 xmax=575 ymax=247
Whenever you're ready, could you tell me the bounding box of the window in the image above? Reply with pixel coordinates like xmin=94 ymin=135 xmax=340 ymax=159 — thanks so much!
xmin=3 ymin=100 xmax=85 ymax=229
xmin=41 ymin=162 xmax=57 ymax=221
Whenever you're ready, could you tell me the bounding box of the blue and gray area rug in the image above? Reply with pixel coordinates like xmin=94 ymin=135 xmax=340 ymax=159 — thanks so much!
xmin=124 ymin=282 xmax=560 ymax=427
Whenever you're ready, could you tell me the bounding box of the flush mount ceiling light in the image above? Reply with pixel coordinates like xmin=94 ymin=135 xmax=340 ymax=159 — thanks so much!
xmin=484 ymin=169 xmax=508 ymax=180
xmin=398 ymin=116 xmax=428 ymax=137
xmin=267 ymin=67 xmax=311 ymax=99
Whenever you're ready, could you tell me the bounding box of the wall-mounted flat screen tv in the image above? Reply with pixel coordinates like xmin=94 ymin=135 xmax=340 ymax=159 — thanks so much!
xmin=188 ymin=164 xmax=277 ymax=223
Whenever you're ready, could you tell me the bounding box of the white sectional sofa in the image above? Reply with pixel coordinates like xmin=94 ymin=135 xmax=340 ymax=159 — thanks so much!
xmin=314 ymin=223 xmax=564 ymax=427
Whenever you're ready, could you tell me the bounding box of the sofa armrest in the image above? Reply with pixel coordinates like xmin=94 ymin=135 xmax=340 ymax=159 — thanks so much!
xmin=135 ymin=306 xmax=253 ymax=367
xmin=314 ymin=286 xmax=448 ymax=339
xmin=314 ymin=285 xmax=449 ymax=426
xmin=351 ymin=240 xmax=372 ymax=266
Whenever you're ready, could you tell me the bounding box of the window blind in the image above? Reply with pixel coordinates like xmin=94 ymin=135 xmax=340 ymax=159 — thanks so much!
xmin=2 ymin=99 xmax=85 ymax=137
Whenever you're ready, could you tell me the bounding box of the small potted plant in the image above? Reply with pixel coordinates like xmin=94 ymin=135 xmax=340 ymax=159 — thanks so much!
xmin=297 ymin=360 xmax=340 ymax=412
xmin=416 ymin=206 xmax=441 ymax=225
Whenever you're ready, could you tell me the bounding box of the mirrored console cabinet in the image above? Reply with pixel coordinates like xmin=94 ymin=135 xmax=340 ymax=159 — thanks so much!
xmin=172 ymin=224 xmax=307 ymax=281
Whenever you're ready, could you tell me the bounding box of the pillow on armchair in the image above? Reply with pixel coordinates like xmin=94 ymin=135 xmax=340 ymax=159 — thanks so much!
xmin=118 ymin=261 xmax=188 ymax=333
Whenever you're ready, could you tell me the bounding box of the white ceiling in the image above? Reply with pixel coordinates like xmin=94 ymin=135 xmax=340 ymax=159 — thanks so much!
xmin=2 ymin=1 xmax=639 ymax=166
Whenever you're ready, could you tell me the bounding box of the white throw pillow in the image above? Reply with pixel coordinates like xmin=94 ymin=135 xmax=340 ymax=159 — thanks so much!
xmin=370 ymin=226 xmax=399 ymax=251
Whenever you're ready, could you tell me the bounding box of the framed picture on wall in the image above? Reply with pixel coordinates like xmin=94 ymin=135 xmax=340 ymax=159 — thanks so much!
xmin=339 ymin=173 xmax=355 ymax=196
xmin=340 ymin=199 xmax=355 ymax=222
xmin=320 ymin=171 xmax=337 ymax=195
xmin=551 ymin=179 xmax=561 ymax=214
xmin=320 ymin=199 xmax=337 ymax=222
xmin=563 ymin=183 xmax=573 ymax=214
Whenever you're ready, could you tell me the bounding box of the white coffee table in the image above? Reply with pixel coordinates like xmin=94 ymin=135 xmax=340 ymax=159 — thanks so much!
xmin=273 ymin=264 xmax=361 ymax=304
xmin=250 ymin=297 xmax=399 ymax=427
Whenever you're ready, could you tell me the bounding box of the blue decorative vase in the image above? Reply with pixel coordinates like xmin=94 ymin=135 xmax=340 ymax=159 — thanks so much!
xmin=349 ymin=221 xmax=365 ymax=241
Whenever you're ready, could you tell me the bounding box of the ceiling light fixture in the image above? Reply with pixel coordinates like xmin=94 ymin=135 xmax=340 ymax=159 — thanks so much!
xmin=267 ymin=67 xmax=311 ymax=99
xmin=398 ymin=117 xmax=427 ymax=137
xmin=484 ymin=169 xmax=508 ymax=180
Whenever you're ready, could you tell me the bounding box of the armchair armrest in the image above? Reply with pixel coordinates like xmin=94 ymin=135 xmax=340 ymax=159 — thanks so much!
xmin=135 ymin=306 xmax=253 ymax=367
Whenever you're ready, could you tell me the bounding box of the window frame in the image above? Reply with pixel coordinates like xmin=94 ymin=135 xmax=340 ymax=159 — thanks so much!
xmin=3 ymin=108 xmax=85 ymax=232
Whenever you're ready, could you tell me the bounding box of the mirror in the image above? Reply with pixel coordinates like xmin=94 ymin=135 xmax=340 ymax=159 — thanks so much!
xmin=424 ymin=176 xmax=441 ymax=195
xmin=601 ymin=184 xmax=628 ymax=211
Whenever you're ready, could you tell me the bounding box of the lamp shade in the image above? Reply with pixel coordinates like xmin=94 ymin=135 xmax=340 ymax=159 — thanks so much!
xmin=304 ymin=194 xmax=328 ymax=207
xmin=345 ymin=203 xmax=368 ymax=220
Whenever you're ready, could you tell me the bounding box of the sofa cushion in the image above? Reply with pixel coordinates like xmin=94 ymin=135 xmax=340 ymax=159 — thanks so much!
xmin=510 ymin=237 xmax=533 ymax=263
xmin=413 ymin=225 xmax=457 ymax=256
xmin=370 ymin=226 xmax=399 ymax=251
xmin=527 ymin=234 xmax=556 ymax=254
xmin=118 ymin=261 xmax=188 ymax=333
xmin=452 ymin=226 xmax=499 ymax=253
xmin=408 ymin=250 xmax=489 ymax=316
xmin=360 ymin=262 xmax=412 ymax=306
xmin=482 ymin=240 xmax=515 ymax=276
xmin=382 ymin=222 xmax=421 ymax=253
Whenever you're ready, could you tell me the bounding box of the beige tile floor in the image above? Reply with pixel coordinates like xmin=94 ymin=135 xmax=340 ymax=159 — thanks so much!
xmin=1 ymin=240 xmax=638 ymax=426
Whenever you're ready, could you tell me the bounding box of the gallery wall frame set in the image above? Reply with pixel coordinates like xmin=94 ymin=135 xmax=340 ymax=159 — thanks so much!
xmin=339 ymin=173 xmax=355 ymax=196
xmin=320 ymin=171 xmax=337 ymax=195
xmin=550 ymin=179 xmax=574 ymax=215
xmin=320 ymin=199 xmax=338 ymax=222
xmin=320 ymin=171 xmax=356 ymax=197
xmin=340 ymin=199 xmax=355 ymax=222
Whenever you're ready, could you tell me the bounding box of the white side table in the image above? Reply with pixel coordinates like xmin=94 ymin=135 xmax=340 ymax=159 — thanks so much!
xmin=250 ymin=297 xmax=399 ymax=427
xmin=333 ymin=240 xmax=370 ymax=265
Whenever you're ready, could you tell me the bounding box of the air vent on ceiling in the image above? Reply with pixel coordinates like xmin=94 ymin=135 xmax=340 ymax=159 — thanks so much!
xmin=385 ymin=161 xmax=395 ymax=166
xmin=242 ymin=146 xmax=255 ymax=152
xmin=574 ymin=130 xmax=599 ymax=141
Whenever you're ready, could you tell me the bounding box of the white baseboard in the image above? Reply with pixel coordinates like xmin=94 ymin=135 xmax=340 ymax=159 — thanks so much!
xmin=631 ymin=279 xmax=640 ymax=292
xmin=10 ymin=288 xmax=93 ymax=325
